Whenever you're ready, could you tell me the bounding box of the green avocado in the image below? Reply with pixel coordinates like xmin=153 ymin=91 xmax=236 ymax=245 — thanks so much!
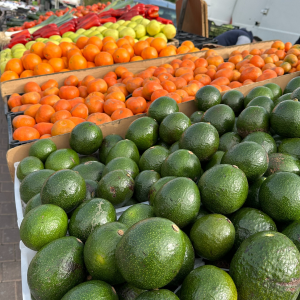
xmin=264 ymin=82 xmax=282 ymax=101
xmin=195 ymin=85 xmax=222 ymax=111
xmin=221 ymin=89 xmax=244 ymax=116
xmin=265 ymin=153 xmax=300 ymax=176
xmin=136 ymin=289 xmax=179 ymax=299
xmin=246 ymin=96 xmax=275 ymax=114
xmin=29 ymin=139 xmax=57 ymax=162
xmin=282 ymin=221 xmax=300 ymax=251
xmin=243 ymin=177 xmax=266 ymax=209
xmin=283 ymin=76 xmax=300 ymax=94
xmin=17 ymin=156 xmax=44 ymax=181
xmin=203 ymin=151 xmax=224 ymax=171
xmin=244 ymin=86 xmax=274 ymax=107
xmin=99 ymin=134 xmax=123 ymax=164
xmin=79 ymin=155 xmax=98 ymax=163
xmin=115 ymin=283 xmax=145 ymax=300
xmin=84 ymin=180 xmax=98 ymax=201
xmin=45 ymin=149 xmax=80 ymax=171
xmin=73 ymin=161 xmax=105 ymax=181
xmin=190 ymin=110 xmax=204 ymax=123
xmin=278 ymin=138 xmax=300 ymax=159
xmin=169 ymin=141 xmax=180 ymax=153
xmin=218 ymin=132 xmax=242 ymax=152
xmin=24 ymin=193 xmax=42 ymax=215
xmin=102 ymin=157 xmax=139 ymax=179
xmin=273 ymin=92 xmax=292 ymax=106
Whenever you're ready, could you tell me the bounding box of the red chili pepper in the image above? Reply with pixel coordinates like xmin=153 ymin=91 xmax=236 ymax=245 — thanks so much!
xmin=36 ymin=30 xmax=60 ymax=39
xmin=77 ymin=13 xmax=98 ymax=26
xmin=11 ymin=29 xmax=30 ymax=39
xmin=99 ymin=17 xmax=116 ymax=24
xmin=118 ymin=10 xmax=140 ymax=20
xmin=7 ymin=36 xmax=29 ymax=48
xmin=156 ymin=17 xmax=173 ymax=25
xmin=111 ymin=8 xmax=129 ymax=17
xmin=32 ymin=24 xmax=58 ymax=37
xmin=59 ymin=25 xmax=75 ymax=36
xmin=148 ymin=11 xmax=159 ymax=18
xmin=77 ymin=16 xmax=101 ymax=30
xmin=146 ymin=6 xmax=159 ymax=16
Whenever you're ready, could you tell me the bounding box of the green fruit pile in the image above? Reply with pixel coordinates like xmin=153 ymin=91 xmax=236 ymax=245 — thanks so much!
xmin=17 ymin=77 xmax=300 ymax=299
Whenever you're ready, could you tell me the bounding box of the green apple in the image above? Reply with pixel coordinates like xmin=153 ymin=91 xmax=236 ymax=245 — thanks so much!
xmin=49 ymin=35 xmax=61 ymax=41
xmin=162 ymin=24 xmax=176 ymax=40
xmin=134 ymin=18 xmax=144 ymax=24
xmin=110 ymin=23 xmax=120 ymax=30
xmin=90 ymin=26 xmax=98 ymax=31
xmin=141 ymin=19 xmax=150 ymax=26
xmin=117 ymin=26 xmax=127 ymax=32
xmin=60 ymin=37 xmax=73 ymax=43
xmin=46 ymin=40 xmax=59 ymax=45
xmin=127 ymin=22 xmax=137 ymax=29
xmin=2 ymin=48 xmax=11 ymax=54
xmin=83 ymin=30 xmax=93 ymax=36
xmin=95 ymin=34 xmax=104 ymax=40
xmin=0 ymin=54 xmax=10 ymax=62
xmin=123 ymin=21 xmax=131 ymax=26
xmin=103 ymin=22 xmax=113 ymax=28
xmin=146 ymin=20 xmax=160 ymax=36
xmin=62 ymin=31 xmax=74 ymax=38
xmin=25 ymin=41 xmax=36 ymax=50
xmin=134 ymin=24 xmax=146 ymax=39
xmin=86 ymin=30 xmax=100 ymax=37
xmin=76 ymin=28 xmax=86 ymax=35
xmin=11 ymin=44 xmax=26 ymax=52
xmin=119 ymin=27 xmax=136 ymax=39
xmin=97 ymin=26 xmax=107 ymax=34
xmin=69 ymin=33 xmax=79 ymax=41
xmin=154 ymin=33 xmax=168 ymax=42
xmin=12 ymin=49 xmax=27 ymax=58
xmin=116 ymin=20 xmax=125 ymax=25
xmin=103 ymin=29 xmax=119 ymax=40
xmin=131 ymin=15 xmax=143 ymax=22
xmin=35 ymin=38 xmax=45 ymax=42
xmin=139 ymin=36 xmax=149 ymax=41
xmin=160 ymin=24 xmax=165 ymax=31
xmin=134 ymin=39 xmax=139 ymax=43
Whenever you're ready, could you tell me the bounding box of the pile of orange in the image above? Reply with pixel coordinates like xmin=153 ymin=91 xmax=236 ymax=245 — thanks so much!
xmin=1 ymin=37 xmax=201 ymax=82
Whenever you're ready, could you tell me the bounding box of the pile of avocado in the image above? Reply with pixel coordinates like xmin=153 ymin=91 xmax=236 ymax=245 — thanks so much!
xmin=17 ymin=77 xmax=300 ymax=300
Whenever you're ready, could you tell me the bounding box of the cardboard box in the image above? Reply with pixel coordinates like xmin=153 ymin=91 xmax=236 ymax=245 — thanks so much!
xmin=6 ymin=71 xmax=300 ymax=181
xmin=0 ymin=40 xmax=275 ymax=98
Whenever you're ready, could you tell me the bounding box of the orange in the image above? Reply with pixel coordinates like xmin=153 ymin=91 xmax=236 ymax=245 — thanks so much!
xmin=141 ymin=47 xmax=158 ymax=59
xmin=5 ymin=58 xmax=23 ymax=75
xmin=41 ymin=79 xmax=58 ymax=91
xmin=150 ymin=38 xmax=167 ymax=53
xmin=104 ymin=99 xmax=126 ymax=115
xmin=94 ymin=52 xmax=114 ymax=66
xmin=53 ymin=99 xmax=72 ymax=112
xmin=68 ymin=54 xmax=87 ymax=70
xmin=76 ymin=36 xmax=89 ymax=49
xmin=130 ymin=56 xmax=143 ymax=62
xmin=50 ymin=110 xmax=72 ymax=123
xmin=59 ymin=86 xmax=80 ymax=100
xmin=51 ymin=119 xmax=75 ymax=136
xmin=133 ymin=41 xmax=150 ymax=56
xmin=64 ymin=75 xmax=79 ymax=87
xmin=24 ymin=82 xmax=41 ymax=93
xmin=30 ymin=42 xmax=46 ymax=58
xmin=43 ymin=43 xmax=62 ymax=59
xmin=124 ymin=36 xmax=135 ymax=47
xmin=22 ymin=54 xmax=42 ymax=71
xmin=82 ymin=44 xmax=100 ymax=62
xmin=68 ymin=117 xmax=86 ymax=126
xmin=42 ymin=87 xmax=59 ymax=97
xmin=159 ymin=46 xmax=177 ymax=57
xmin=40 ymin=95 xmax=60 ymax=106
xmin=111 ymin=108 xmax=133 ymax=121
xmin=67 ymin=48 xmax=82 ymax=61
xmin=48 ymin=58 xmax=65 ymax=72
xmin=181 ymin=41 xmax=195 ymax=50
xmin=21 ymin=92 xmax=41 ymax=105
xmin=87 ymin=36 xmax=103 ymax=50
xmin=59 ymin=42 xmax=75 ymax=57
xmin=12 ymin=115 xmax=36 ymax=129
xmin=271 ymin=41 xmax=285 ymax=50
xmin=113 ymin=48 xmax=131 ymax=63
xmin=87 ymin=79 xmax=107 ymax=94
xmin=86 ymin=113 xmax=112 ymax=125
xmin=35 ymin=105 xmax=55 ymax=123
xmin=13 ymin=126 xmax=40 ymax=141
xmin=125 ymin=97 xmax=147 ymax=114
xmin=20 ymin=70 xmax=34 ymax=78
xmin=33 ymin=63 xmax=54 ymax=75
xmin=34 ymin=123 xmax=53 ymax=135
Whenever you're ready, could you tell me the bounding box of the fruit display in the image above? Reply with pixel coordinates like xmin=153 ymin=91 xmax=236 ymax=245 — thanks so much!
xmin=15 ymin=74 xmax=300 ymax=298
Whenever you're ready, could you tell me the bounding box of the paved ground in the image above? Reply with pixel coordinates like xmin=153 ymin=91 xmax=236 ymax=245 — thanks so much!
xmin=0 ymin=99 xmax=22 ymax=300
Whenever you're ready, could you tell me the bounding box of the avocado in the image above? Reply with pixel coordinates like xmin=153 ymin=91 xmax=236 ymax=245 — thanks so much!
xmin=61 ymin=280 xmax=118 ymax=300
xmin=221 ymin=141 xmax=269 ymax=182
xmin=181 ymin=265 xmax=238 ymax=300
xmin=29 ymin=139 xmax=57 ymax=162
xmin=139 ymin=146 xmax=170 ymax=173
xmin=153 ymin=177 xmax=201 ymax=228
xmin=116 ymin=217 xmax=185 ymax=289
xmin=194 ymin=85 xmax=222 ymax=111
xmin=85 ymin=180 xmax=98 ymax=201
xmin=190 ymin=110 xmax=204 ymax=123
xmin=230 ymin=231 xmax=300 ymax=300
xmin=20 ymin=169 xmax=55 ymax=203
xmin=106 ymin=139 xmax=140 ymax=164
xmin=179 ymin=122 xmax=219 ymax=161
xmin=243 ymin=177 xmax=266 ymax=209
xmin=190 ymin=214 xmax=235 ymax=261
xmin=169 ymin=141 xmax=180 ymax=153
xmin=79 ymin=155 xmax=98 ymax=163
xmin=148 ymin=176 xmax=177 ymax=205
xmin=134 ymin=170 xmax=160 ymax=202
xmin=264 ymin=82 xmax=282 ymax=101
xmin=126 ymin=117 xmax=159 ymax=151
xmin=284 ymin=76 xmax=300 ymax=94
xmin=198 ymin=164 xmax=248 ymax=214
xmin=265 ymin=153 xmax=300 ymax=176
xmin=236 ymin=106 xmax=269 ymax=138
xmin=147 ymin=96 xmax=179 ymax=123
xmin=24 ymin=193 xmax=42 ymax=215
xmin=201 ymin=104 xmax=235 ymax=135
xmin=259 ymin=172 xmax=300 ymax=223
xmin=246 ymin=96 xmax=275 ymax=114
xmin=278 ymin=138 xmax=300 ymax=159
xmin=99 ymin=134 xmax=123 ymax=164
xmin=97 ymin=170 xmax=134 ymax=207
xmin=273 ymin=92 xmax=292 ymax=106
xmin=102 ymin=157 xmax=139 ymax=179
xmin=161 ymin=149 xmax=202 ymax=181
xmin=41 ymin=169 xmax=86 ymax=213
xmin=244 ymin=86 xmax=274 ymax=107
xmin=242 ymin=131 xmax=277 ymax=155
xmin=271 ymin=100 xmax=300 ymax=138
xmin=282 ymin=221 xmax=300 ymax=251
xmin=115 ymin=283 xmax=145 ymax=300
xmin=69 ymin=198 xmax=116 ymax=243
xmin=20 ymin=204 xmax=68 ymax=251
xmin=28 ymin=237 xmax=86 ymax=300
xmin=203 ymin=151 xmax=225 ymax=171
xmin=221 ymin=89 xmax=244 ymax=116
xmin=218 ymin=132 xmax=242 ymax=152
xmin=45 ymin=149 xmax=80 ymax=171
xmin=84 ymin=222 xmax=128 ymax=285
xmin=119 ymin=203 xmax=155 ymax=228
xmin=155 ymin=139 xmax=170 ymax=149
xmin=17 ymin=156 xmax=44 ymax=181
xmin=159 ymin=112 xmax=191 ymax=144
xmin=136 ymin=290 xmax=179 ymax=299
xmin=69 ymin=121 xmax=103 ymax=155
xmin=231 ymin=207 xmax=277 ymax=250
xmin=72 ymin=161 xmax=105 ymax=181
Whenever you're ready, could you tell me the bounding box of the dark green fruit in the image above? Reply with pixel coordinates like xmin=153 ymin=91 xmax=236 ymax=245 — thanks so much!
xmin=190 ymin=111 xmax=204 ymax=123
xmin=116 ymin=217 xmax=185 ymax=289
xmin=283 ymin=76 xmax=300 ymax=94
xmin=41 ymin=169 xmax=86 ymax=213
xmin=169 ymin=141 xmax=180 ymax=153
xmin=198 ymin=164 xmax=248 ymax=214
xmin=159 ymin=112 xmax=191 ymax=144
xmin=259 ymin=172 xmax=300 ymax=223
xmin=79 ymin=156 xmax=98 ymax=163
xmin=236 ymin=106 xmax=269 ymax=138
xmin=61 ymin=280 xmax=118 ymax=300
xmin=155 ymin=139 xmax=169 ymax=149
xmin=195 ymin=85 xmax=221 ymax=111
xmin=190 ymin=214 xmax=235 ymax=261
xmin=119 ymin=204 xmax=155 ymax=228
xmin=181 ymin=265 xmax=237 ymax=300
xmin=126 ymin=117 xmax=159 ymax=151
xmin=282 ymin=221 xmax=300 ymax=251
xmin=246 ymin=96 xmax=275 ymax=114
xmin=147 ymin=96 xmax=179 ymax=123
xmin=179 ymin=122 xmax=219 ymax=161
xmin=97 ymin=170 xmax=134 ymax=207
xmin=69 ymin=198 xmax=116 ymax=243
xmin=221 ymin=89 xmax=244 ymax=116
xmin=85 ymin=180 xmax=98 ymax=201
xmin=24 ymin=194 xmax=41 ymax=215
xmin=230 ymin=231 xmax=300 ymax=300
xmin=99 ymin=134 xmax=123 ymax=164
xmin=218 ymin=132 xmax=241 ymax=152
xmin=244 ymin=86 xmax=274 ymax=106
xmin=203 ymin=151 xmax=224 ymax=171
xmin=161 ymin=149 xmax=202 ymax=181
xmin=278 ymin=138 xmax=300 ymax=159
xmin=17 ymin=156 xmax=44 ymax=181
xmin=264 ymin=82 xmax=282 ymax=101
xmin=273 ymin=92 xmax=291 ymax=106
xmin=231 ymin=207 xmax=277 ymax=250
xmin=20 ymin=204 xmax=68 ymax=251
xmin=243 ymin=177 xmax=266 ymax=209
xmin=265 ymin=153 xmax=300 ymax=176
xmin=29 ymin=139 xmax=57 ymax=162
xmin=115 ymin=283 xmax=145 ymax=300
xmin=153 ymin=177 xmax=201 ymax=228
xmin=69 ymin=122 xmax=103 ymax=155
xmin=72 ymin=161 xmax=105 ymax=181
xmin=134 ymin=170 xmax=160 ymax=203
xmin=106 ymin=139 xmax=140 ymax=165
xmin=84 ymin=222 xmax=128 ymax=285
xmin=221 ymin=141 xmax=269 ymax=182
xmin=102 ymin=157 xmax=139 ymax=179
xmin=136 ymin=290 xmax=179 ymax=300
xmin=243 ymin=132 xmax=277 ymax=155
xmin=201 ymin=104 xmax=235 ymax=135
xmin=139 ymin=146 xmax=170 ymax=173
xmin=45 ymin=149 xmax=79 ymax=171
xmin=28 ymin=237 xmax=86 ymax=300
